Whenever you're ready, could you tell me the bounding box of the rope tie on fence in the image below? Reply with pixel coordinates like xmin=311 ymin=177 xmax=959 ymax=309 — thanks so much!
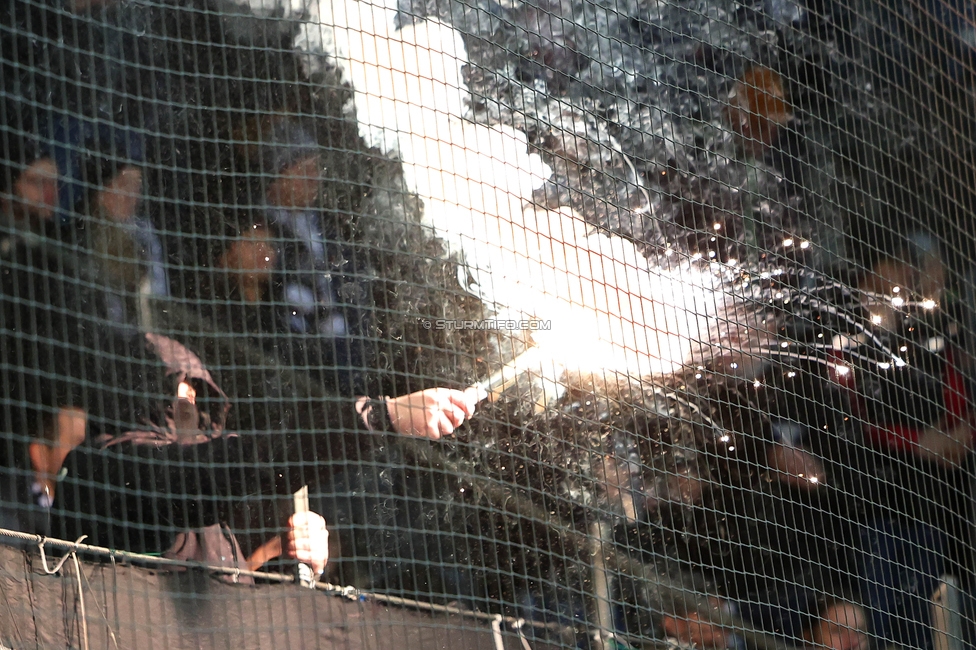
xmin=513 ymin=619 xmax=533 ymax=650
xmin=37 ymin=535 xmax=90 ymax=650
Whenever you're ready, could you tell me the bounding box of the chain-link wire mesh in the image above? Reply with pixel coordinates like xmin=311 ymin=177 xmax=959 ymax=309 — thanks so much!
xmin=1 ymin=0 xmax=975 ymax=647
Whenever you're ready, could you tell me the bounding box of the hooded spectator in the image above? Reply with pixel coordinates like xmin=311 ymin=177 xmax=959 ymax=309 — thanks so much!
xmin=219 ymin=115 xmax=376 ymax=396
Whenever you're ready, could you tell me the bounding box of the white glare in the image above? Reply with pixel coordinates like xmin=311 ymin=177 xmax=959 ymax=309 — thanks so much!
xmin=311 ymin=0 xmax=717 ymax=377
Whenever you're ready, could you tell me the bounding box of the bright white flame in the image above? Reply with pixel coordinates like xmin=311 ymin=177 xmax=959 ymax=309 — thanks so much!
xmin=834 ymin=366 xmax=851 ymax=376
xmin=306 ymin=0 xmax=716 ymax=376
xmin=178 ymin=381 xmax=197 ymax=404
xmin=890 ymin=296 xmax=905 ymax=308
xmin=871 ymin=314 xmax=883 ymax=324
xmin=922 ymin=299 xmax=937 ymax=310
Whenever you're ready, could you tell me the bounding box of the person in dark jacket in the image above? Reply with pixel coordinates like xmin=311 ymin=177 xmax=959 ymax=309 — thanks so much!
xmin=834 ymin=250 xmax=975 ymax=650
xmin=1 ymin=108 xmax=479 ymax=561
xmin=218 ymin=115 xmax=377 ymax=396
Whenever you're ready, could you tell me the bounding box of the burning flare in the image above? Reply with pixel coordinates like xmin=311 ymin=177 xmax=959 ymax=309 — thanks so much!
xmin=295 ymin=0 xmax=716 ymax=375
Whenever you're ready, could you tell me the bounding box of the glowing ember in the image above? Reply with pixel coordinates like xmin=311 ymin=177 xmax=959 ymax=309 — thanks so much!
xmin=177 ymin=381 xmax=197 ymax=404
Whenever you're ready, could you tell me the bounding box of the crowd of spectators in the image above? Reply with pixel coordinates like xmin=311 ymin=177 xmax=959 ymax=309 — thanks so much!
xmin=0 ymin=0 xmax=477 ymax=579
xmin=1 ymin=0 xmax=974 ymax=649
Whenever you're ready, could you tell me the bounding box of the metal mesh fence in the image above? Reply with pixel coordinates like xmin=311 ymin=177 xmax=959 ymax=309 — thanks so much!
xmin=1 ymin=0 xmax=975 ymax=647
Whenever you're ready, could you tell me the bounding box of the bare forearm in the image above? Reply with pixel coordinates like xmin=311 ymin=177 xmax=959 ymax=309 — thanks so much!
xmin=916 ymin=422 xmax=973 ymax=468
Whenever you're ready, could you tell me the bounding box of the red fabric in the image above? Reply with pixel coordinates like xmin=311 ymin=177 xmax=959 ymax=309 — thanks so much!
xmin=864 ymin=422 xmax=918 ymax=451
xmin=859 ymin=347 xmax=973 ymax=452
xmin=942 ymin=348 xmax=969 ymax=427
